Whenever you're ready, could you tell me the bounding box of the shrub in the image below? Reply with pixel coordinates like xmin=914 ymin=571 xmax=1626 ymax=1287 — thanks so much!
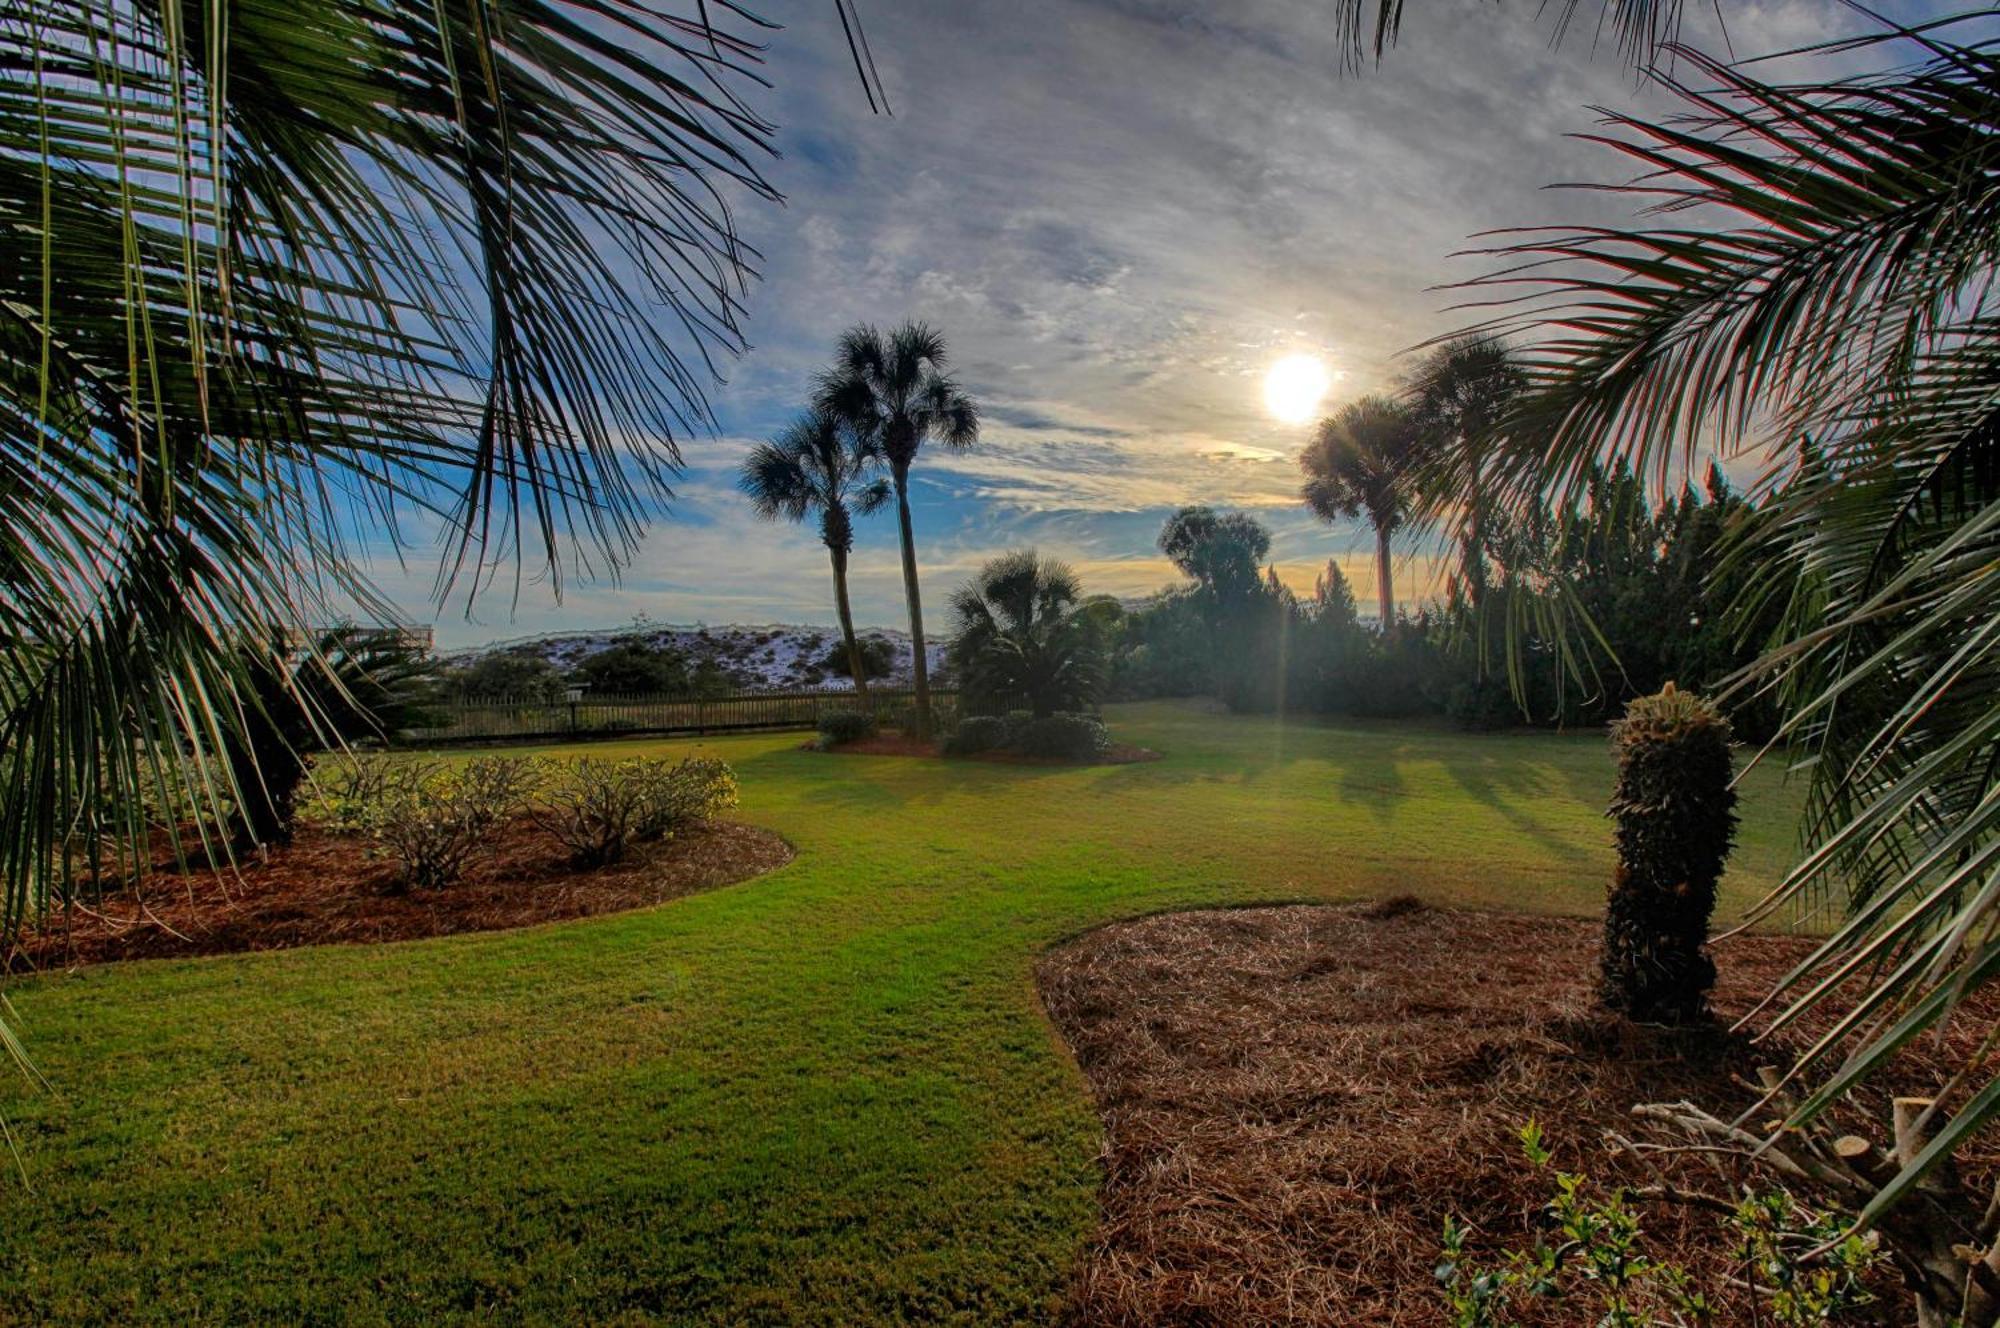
xmin=632 ymin=757 xmax=738 ymax=842
xmin=944 ymin=714 xmax=1009 ymax=756
xmin=532 ymin=756 xmax=739 ymax=867
xmin=306 ymin=754 xmax=398 ymax=833
xmin=367 ymin=756 xmax=538 ymax=891
xmin=1444 ymin=676 xmax=1521 ymax=731
xmin=1600 ymin=683 xmax=1738 ymax=1023
xmin=532 ymin=758 xmax=651 ymax=868
xmin=816 ymin=709 xmax=876 ymax=748
xmin=1011 ymin=712 xmax=1110 ymax=761
xmin=1001 ymin=709 xmax=1036 ymax=744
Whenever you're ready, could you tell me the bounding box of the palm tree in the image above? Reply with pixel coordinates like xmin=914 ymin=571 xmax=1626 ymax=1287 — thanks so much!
xmin=0 ymin=3 xmax=879 ymax=951
xmin=1300 ymin=396 xmax=1420 ymax=627
xmin=1406 ymin=337 xmax=1521 ymax=609
xmin=1425 ymin=21 xmax=2000 ymax=1237
xmin=223 ymin=628 xmax=442 ymax=849
xmin=947 ymin=552 xmax=1108 ymax=719
xmin=740 ymin=410 xmax=890 ymax=706
xmin=816 ymin=323 xmax=980 ymax=739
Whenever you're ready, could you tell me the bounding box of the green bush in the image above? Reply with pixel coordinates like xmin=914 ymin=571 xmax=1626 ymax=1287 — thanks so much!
xmin=366 ymin=756 xmax=539 ymax=891
xmin=816 ymin=709 xmax=876 ymax=748
xmin=1011 ymin=713 xmax=1109 ymax=761
xmin=944 ymin=715 xmax=1009 ymax=756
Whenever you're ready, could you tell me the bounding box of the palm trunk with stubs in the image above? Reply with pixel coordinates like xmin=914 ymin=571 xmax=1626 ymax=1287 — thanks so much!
xmin=828 ymin=543 xmax=870 ymax=706
xmin=890 ymin=466 xmax=934 ymax=740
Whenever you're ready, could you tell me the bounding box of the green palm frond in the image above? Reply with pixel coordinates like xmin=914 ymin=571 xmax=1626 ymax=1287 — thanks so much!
xmin=1424 ymin=18 xmax=2000 ymax=1220
xmin=0 ymin=0 xmax=881 ymax=978
xmin=948 ymin=550 xmax=1105 ymax=718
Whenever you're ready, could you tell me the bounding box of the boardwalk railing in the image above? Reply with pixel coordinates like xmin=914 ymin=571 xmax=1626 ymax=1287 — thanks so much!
xmin=405 ymin=687 xmax=958 ymax=746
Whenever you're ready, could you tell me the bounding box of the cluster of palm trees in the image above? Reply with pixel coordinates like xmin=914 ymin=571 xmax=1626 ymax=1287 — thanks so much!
xmin=1298 ymin=335 xmax=1517 ymax=626
xmin=739 ymin=323 xmax=978 ymax=739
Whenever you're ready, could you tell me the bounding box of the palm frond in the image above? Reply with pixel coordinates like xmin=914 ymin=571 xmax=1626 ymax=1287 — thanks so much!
xmin=1425 ymin=18 xmax=2000 ymax=1220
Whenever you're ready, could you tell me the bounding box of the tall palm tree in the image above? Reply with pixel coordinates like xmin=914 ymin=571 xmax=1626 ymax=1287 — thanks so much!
xmin=1406 ymin=336 xmax=1521 ymax=609
xmin=817 ymin=323 xmax=979 ymax=739
xmin=0 ymin=2 xmax=880 ymax=952
xmin=1425 ymin=21 xmax=2000 ymax=1232
xmin=1300 ymin=396 xmax=1420 ymax=627
xmin=947 ymin=551 xmax=1107 ymax=719
xmin=740 ymin=410 xmax=890 ymax=705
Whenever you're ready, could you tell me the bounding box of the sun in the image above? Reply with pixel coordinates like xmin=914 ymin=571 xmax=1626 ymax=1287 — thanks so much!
xmin=1263 ymin=354 xmax=1332 ymax=425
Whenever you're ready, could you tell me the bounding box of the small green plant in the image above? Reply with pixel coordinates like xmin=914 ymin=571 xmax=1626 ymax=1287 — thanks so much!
xmin=816 ymin=709 xmax=876 ymax=749
xmin=1601 ymin=682 xmax=1738 ymax=1023
xmin=1436 ymin=1122 xmax=1881 ymax=1328
xmin=367 ymin=756 xmax=539 ymax=891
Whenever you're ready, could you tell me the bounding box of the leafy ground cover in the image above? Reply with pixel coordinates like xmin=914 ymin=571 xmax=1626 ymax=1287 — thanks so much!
xmin=0 ymin=701 xmax=1810 ymax=1325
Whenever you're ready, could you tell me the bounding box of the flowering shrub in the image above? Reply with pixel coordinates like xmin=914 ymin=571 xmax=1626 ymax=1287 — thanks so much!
xmin=532 ymin=756 xmax=739 ymax=867
xmin=366 ymin=756 xmax=538 ymax=891
xmin=634 ymin=757 xmax=737 ymax=842
xmin=304 ymin=754 xmax=398 ymax=833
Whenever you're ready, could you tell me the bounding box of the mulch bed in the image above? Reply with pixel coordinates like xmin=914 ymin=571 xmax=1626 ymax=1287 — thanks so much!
xmin=816 ymin=733 xmax=1161 ymax=765
xmin=9 ymin=818 xmax=793 ymax=970
xmin=1038 ymin=902 xmax=1996 ymax=1327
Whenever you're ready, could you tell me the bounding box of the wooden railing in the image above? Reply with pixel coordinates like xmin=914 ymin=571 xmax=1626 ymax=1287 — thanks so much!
xmin=405 ymin=687 xmax=958 ymax=746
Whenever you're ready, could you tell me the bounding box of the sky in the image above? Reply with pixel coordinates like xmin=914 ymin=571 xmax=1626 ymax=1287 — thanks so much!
xmin=376 ymin=0 xmax=1876 ymax=649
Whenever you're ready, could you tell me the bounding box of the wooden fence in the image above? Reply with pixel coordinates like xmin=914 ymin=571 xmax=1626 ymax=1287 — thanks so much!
xmin=405 ymin=687 xmax=958 ymax=746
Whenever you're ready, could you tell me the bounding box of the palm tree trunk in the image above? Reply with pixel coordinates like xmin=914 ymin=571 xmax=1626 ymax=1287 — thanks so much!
xmin=829 ymin=544 xmax=870 ymax=707
xmin=891 ymin=468 xmax=934 ymax=739
xmin=1375 ymin=525 xmax=1395 ymax=631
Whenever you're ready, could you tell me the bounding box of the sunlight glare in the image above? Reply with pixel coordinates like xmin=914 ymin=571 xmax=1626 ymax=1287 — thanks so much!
xmin=1264 ymin=354 xmax=1332 ymax=425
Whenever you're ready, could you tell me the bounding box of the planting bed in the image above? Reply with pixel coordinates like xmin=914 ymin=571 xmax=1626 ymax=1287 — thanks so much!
xmin=1040 ymin=901 xmax=1995 ymax=1327
xmin=12 ymin=818 xmax=792 ymax=968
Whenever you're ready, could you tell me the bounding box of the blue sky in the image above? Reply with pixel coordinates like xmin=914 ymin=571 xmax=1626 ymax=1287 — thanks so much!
xmin=372 ymin=0 xmax=1885 ymax=648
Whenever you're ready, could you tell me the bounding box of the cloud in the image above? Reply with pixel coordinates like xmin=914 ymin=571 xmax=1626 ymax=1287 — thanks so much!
xmin=365 ymin=0 xmax=1891 ymax=644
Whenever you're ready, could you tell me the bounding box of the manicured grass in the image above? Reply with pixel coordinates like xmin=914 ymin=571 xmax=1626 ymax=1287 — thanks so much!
xmin=0 ymin=702 xmax=1809 ymax=1325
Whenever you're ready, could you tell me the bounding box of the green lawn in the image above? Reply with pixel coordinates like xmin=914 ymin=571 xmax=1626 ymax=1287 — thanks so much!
xmin=0 ymin=702 xmax=1810 ymax=1325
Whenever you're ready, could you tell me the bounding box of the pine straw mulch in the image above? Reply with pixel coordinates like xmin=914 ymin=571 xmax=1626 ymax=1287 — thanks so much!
xmin=8 ymin=818 xmax=793 ymax=971
xmin=816 ymin=732 xmax=1161 ymax=765
xmin=1038 ymin=901 xmax=1998 ymax=1327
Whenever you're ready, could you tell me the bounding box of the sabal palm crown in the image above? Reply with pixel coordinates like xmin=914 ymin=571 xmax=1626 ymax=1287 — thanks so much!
xmin=816 ymin=322 xmax=979 ymax=737
xmin=1406 ymin=336 xmax=1521 ymax=607
xmin=1300 ymin=396 xmax=1420 ymax=626
xmin=820 ymin=323 xmax=981 ymax=473
xmin=739 ymin=410 xmax=889 ymax=698
xmin=947 ymin=551 xmax=1107 ymax=720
